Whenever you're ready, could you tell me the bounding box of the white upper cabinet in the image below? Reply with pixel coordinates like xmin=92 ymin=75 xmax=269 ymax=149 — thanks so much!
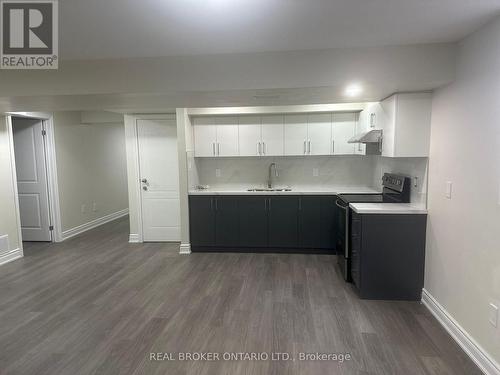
xmin=193 ymin=117 xmax=217 ymax=157
xmin=307 ymin=113 xmax=332 ymax=155
xmin=332 ymin=113 xmax=356 ymax=155
xmin=239 ymin=116 xmax=262 ymax=156
xmin=193 ymin=116 xmax=239 ymax=157
xmin=261 ymin=115 xmax=284 ymax=156
xmin=284 ymin=114 xmax=308 ymax=156
xmin=215 ymin=117 xmax=239 ymax=157
xmin=380 ymin=93 xmax=432 ymax=157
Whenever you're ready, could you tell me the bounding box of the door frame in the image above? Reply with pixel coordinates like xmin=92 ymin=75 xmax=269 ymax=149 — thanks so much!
xmin=125 ymin=113 xmax=177 ymax=243
xmin=6 ymin=112 xmax=63 ymax=245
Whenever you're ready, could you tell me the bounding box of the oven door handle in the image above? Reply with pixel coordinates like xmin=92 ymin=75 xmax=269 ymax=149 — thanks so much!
xmin=335 ymin=199 xmax=348 ymax=210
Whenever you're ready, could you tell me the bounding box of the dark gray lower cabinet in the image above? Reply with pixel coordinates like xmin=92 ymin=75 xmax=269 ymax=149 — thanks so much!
xmin=189 ymin=195 xmax=336 ymax=253
xmin=189 ymin=196 xmax=215 ymax=247
xmin=350 ymin=212 xmax=427 ymax=301
xmin=298 ymin=196 xmax=337 ymax=249
xmin=215 ymin=197 xmax=240 ymax=247
xmin=238 ymin=196 xmax=268 ymax=248
xmin=268 ymin=196 xmax=299 ymax=248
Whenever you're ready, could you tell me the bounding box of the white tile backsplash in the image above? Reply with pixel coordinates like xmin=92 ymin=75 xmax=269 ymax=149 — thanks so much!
xmin=193 ymin=155 xmax=378 ymax=190
xmin=190 ymin=154 xmax=429 ymax=206
xmin=372 ymin=157 xmax=429 ymax=205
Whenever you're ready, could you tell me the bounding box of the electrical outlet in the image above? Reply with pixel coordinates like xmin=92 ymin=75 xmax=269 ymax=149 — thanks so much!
xmin=313 ymin=168 xmax=319 ymax=177
xmin=489 ymin=302 xmax=498 ymax=327
xmin=81 ymin=204 xmax=86 ymax=213
xmin=445 ymin=181 xmax=452 ymax=199
xmin=92 ymin=202 xmax=97 ymax=212
xmin=215 ymin=168 xmax=221 ymax=178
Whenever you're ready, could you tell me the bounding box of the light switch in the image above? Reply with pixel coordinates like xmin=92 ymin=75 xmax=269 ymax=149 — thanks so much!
xmin=445 ymin=181 xmax=452 ymax=199
xmin=215 ymin=168 xmax=221 ymax=178
xmin=313 ymin=168 xmax=319 ymax=177
xmin=489 ymin=303 xmax=498 ymax=327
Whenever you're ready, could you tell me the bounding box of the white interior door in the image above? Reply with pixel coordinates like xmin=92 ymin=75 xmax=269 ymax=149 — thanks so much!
xmin=238 ymin=116 xmax=262 ymax=156
xmin=284 ymin=114 xmax=308 ymax=156
xmin=307 ymin=113 xmax=332 ymax=155
xmin=13 ymin=118 xmax=51 ymax=242
xmin=137 ymin=118 xmax=180 ymax=242
xmin=261 ymin=115 xmax=284 ymax=156
xmin=332 ymin=113 xmax=356 ymax=155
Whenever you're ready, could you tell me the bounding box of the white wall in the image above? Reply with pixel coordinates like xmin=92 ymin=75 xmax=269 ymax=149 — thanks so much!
xmin=53 ymin=112 xmax=128 ymax=233
xmin=0 ymin=116 xmax=21 ymax=254
xmin=426 ymin=16 xmax=500 ymax=367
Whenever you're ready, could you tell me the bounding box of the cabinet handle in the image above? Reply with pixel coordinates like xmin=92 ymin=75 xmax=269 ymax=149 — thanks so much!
xmin=212 ymin=142 xmax=215 ymax=156
xmin=264 ymin=198 xmax=267 ymax=210
xmin=262 ymin=142 xmax=266 ymax=155
xmin=370 ymin=113 xmax=376 ymax=128
xmin=303 ymin=140 xmax=306 ymax=154
xmin=257 ymin=142 xmax=261 ymax=155
xmin=308 ymin=140 xmax=311 ymax=154
xmin=217 ymin=143 xmax=220 ymax=156
xmin=268 ymin=198 xmax=271 ymax=211
xmin=332 ymin=140 xmax=335 ymax=154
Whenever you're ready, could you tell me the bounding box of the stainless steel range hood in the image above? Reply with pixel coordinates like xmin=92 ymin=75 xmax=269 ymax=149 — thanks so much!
xmin=348 ymin=129 xmax=383 ymax=144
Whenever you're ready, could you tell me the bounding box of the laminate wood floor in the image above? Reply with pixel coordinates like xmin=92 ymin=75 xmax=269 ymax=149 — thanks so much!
xmin=0 ymin=217 xmax=481 ymax=375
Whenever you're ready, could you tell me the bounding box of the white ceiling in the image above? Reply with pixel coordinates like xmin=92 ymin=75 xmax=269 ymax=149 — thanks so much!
xmin=60 ymin=0 xmax=500 ymax=60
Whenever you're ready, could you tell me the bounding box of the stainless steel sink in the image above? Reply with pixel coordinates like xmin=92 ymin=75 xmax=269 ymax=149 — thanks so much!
xmin=247 ymin=188 xmax=292 ymax=192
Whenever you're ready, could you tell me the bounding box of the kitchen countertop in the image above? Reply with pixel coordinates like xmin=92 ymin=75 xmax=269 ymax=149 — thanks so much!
xmin=350 ymin=203 xmax=428 ymax=214
xmin=188 ymin=186 xmax=380 ymax=196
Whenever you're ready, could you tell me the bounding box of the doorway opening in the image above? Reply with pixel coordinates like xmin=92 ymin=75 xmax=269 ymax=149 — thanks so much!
xmin=9 ymin=114 xmax=61 ymax=246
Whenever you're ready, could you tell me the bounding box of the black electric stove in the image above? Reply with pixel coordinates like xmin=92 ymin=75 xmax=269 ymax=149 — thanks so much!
xmin=335 ymin=173 xmax=411 ymax=281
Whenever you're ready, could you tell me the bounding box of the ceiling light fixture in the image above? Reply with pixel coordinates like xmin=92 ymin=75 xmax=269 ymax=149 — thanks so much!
xmin=344 ymin=84 xmax=363 ymax=97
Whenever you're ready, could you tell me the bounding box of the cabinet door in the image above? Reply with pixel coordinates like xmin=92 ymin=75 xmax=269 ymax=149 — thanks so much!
xmin=298 ymin=196 xmax=323 ymax=248
xmin=268 ymin=196 xmax=298 ymax=248
xmin=193 ymin=117 xmax=217 ymax=157
xmin=307 ymin=114 xmax=332 ymax=155
xmin=239 ymin=116 xmax=262 ymax=157
xmin=189 ymin=196 xmax=216 ymax=246
xmin=332 ymin=113 xmax=356 ymax=155
xmin=319 ymin=196 xmax=337 ymax=249
xmin=261 ymin=115 xmax=284 ymax=156
xmin=238 ymin=196 xmax=268 ymax=247
xmin=216 ymin=117 xmax=239 ymax=157
xmin=284 ymin=115 xmax=308 ymax=156
xmin=380 ymin=96 xmax=396 ymax=157
xmin=215 ymin=196 xmax=240 ymax=247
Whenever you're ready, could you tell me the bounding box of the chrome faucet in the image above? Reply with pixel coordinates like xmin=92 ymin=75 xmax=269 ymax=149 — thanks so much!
xmin=267 ymin=163 xmax=278 ymax=188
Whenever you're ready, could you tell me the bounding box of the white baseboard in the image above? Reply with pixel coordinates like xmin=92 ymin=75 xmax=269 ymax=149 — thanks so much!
xmin=62 ymin=209 xmax=129 ymax=241
xmin=129 ymin=234 xmax=141 ymax=243
xmin=422 ymin=288 xmax=500 ymax=375
xmin=0 ymin=248 xmax=23 ymax=266
xmin=179 ymin=243 xmax=191 ymax=254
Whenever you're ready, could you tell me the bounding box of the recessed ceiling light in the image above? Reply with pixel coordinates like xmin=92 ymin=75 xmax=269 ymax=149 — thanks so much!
xmin=344 ymin=84 xmax=363 ymax=97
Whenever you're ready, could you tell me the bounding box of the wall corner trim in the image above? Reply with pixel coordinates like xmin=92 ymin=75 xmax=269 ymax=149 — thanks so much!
xmin=179 ymin=243 xmax=191 ymax=254
xmin=129 ymin=234 xmax=141 ymax=243
xmin=422 ymin=288 xmax=500 ymax=375
xmin=61 ymin=209 xmax=129 ymax=241
xmin=0 ymin=248 xmax=23 ymax=266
